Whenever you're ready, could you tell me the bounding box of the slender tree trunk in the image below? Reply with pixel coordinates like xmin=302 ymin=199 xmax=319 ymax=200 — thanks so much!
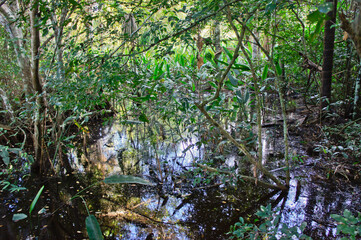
xmin=0 ymin=3 xmax=33 ymax=94
xmin=30 ymin=0 xmax=46 ymax=174
xmin=213 ymin=20 xmax=222 ymax=61
xmin=0 ymin=87 xmax=15 ymax=122
xmin=353 ymin=65 xmax=361 ymax=119
xmin=321 ymin=0 xmax=337 ymax=110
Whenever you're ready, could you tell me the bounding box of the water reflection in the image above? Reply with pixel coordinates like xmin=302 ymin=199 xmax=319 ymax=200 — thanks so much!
xmin=76 ymin=121 xmax=361 ymax=239
xmin=2 ymin=121 xmax=361 ymax=239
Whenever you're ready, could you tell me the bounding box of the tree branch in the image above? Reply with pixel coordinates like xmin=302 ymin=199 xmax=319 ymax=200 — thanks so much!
xmin=0 ymin=0 xmax=6 ymax=8
xmin=196 ymin=164 xmax=282 ymax=189
xmin=114 ymin=0 xmax=243 ymax=58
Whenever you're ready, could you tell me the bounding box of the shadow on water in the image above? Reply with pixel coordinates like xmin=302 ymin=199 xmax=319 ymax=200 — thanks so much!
xmin=1 ymin=120 xmax=360 ymax=239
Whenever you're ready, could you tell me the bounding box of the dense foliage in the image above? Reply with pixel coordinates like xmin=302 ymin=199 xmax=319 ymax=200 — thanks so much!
xmin=1 ymin=0 xmax=361 ymax=238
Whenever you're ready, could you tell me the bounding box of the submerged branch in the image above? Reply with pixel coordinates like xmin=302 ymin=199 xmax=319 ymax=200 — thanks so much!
xmin=196 ymin=164 xmax=282 ymax=190
xmin=241 ymin=22 xmax=290 ymax=186
xmin=195 ymin=103 xmax=286 ymax=190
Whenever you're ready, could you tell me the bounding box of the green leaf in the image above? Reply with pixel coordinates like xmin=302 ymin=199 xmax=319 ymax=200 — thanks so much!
xmin=223 ymin=47 xmax=233 ymax=60
xmin=244 ymin=90 xmax=250 ymax=103
xmin=262 ymin=65 xmax=269 ymax=81
xmin=103 ymin=175 xmax=155 ymax=186
xmin=216 ymin=59 xmax=229 ymax=66
xmin=233 ymin=63 xmax=250 ymax=71
xmin=86 ymin=215 xmax=103 ymax=240
xmin=69 ymin=0 xmax=80 ymax=7
xmin=29 ymin=185 xmax=44 ymax=215
xmin=207 ymin=81 xmax=218 ymax=89
xmin=138 ymin=113 xmax=149 ymax=123
xmin=275 ymin=60 xmax=282 ymax=76
xmin=307 ymin=10 xmax=323 ymax=23
xmin=12 ymin=213 xmax=27 ymax=222
xmin=228 ymin=73 xmax=238 ymax=86
xmin=331 ymin=213 xmax=343 ymax=222
xmin=343 ymin=209 xmax=352 ymax=219
xmin=0 ymin=147 xmax=9 ymax=165
xmin=265 ymin=2 xmax=277 ymax=14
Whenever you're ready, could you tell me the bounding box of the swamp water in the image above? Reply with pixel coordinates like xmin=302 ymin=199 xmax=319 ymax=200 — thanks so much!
xmin=1 ymin=121 xmax=360 ymax=239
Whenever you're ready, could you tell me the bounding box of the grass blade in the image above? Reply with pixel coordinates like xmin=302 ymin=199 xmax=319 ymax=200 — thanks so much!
xmin=29 ymin=185 xmax=44 ymax=216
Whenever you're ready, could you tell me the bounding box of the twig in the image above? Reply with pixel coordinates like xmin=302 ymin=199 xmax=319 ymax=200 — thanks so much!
xmin=114 ymin=0 xmax=243 ymax=58
xmin=196 ymin=164 xmax=281 ymax=190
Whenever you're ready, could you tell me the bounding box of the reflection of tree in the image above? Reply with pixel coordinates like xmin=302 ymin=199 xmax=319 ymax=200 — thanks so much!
xmin=0 ymin=174 xmax=105 ymax=239
xmin=181 ymin=186 xmax=270 ymax=239
xmin=303 ymin=182 xmax=346 ymax=239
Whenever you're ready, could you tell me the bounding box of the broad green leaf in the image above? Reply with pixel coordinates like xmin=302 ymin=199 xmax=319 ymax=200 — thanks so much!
xmin=228 ymin=73 xmax=238 ymax=86
xmin=29 ymin=185 xmax=44 ymax=215
xmin=103 ymin=175 xmax=155 ymax=186
xmin=307 ymin=10 xmax=323 ymax=23
xmin=86 ymin=215 xmax=103 ymax=240
xmin=0 ymin=147 xmax=9 ymax=165
xmin=138 ymin=113 xmax=149 ymax=123
xmin=12 ymin=213 xmax=27 ymax=222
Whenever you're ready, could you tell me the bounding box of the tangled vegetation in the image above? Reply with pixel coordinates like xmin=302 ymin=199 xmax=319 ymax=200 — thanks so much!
xmin=1 ymin=0 xmax=361 ymax=239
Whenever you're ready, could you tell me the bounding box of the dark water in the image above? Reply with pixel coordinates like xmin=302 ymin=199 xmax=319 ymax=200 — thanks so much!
xmin=1 ymin=121 xmax=360 ymax=239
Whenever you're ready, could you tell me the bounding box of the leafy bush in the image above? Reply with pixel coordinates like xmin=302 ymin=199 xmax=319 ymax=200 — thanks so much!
xmin=331 ymin=209 xmax=361 ymax=240
xmin=230 ymin=205 xmax=361 ymax=240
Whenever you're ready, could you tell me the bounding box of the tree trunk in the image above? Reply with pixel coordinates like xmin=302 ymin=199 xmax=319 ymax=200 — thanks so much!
xmin=321 ymin=0 xmax=337 ymax=110
xmin=213 ymin=20 xmax=222 ymax=61
xmin=0 ymin=3 xmax=33 ymax=94
xmin=30 ymin=0 xmax=46 ymax=174
xmin=353 ymin=66 xmax=361 ymax=119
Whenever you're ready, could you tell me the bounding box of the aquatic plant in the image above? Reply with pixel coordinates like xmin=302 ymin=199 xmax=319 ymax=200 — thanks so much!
xmin=228 ymin=204 xmax=311 ymax=240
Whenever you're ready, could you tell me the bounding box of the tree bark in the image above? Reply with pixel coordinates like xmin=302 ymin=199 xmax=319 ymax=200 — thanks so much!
xmin=30 ymin=0 xmax=46 ymax=174
xmin=321 ymin=0 xmax=337 ymax=110
xmin=0 ymin=3 xmax=33 ymax=94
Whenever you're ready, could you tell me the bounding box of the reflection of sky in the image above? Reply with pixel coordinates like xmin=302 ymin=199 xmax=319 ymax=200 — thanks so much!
xmin=87 ymin=122 xmax=201 ymax=239
xmin=69 ymin=121 xmax=361 ymax=239
xmin=141 ymin=192 xmax=192 ymax=223
xmin=277 ymin=179 xmax=307 ymax=227
xmin=273 ymin=166 xmax=361 ymax=238
xmin=261 ymin=123 xmax=361 ymax=238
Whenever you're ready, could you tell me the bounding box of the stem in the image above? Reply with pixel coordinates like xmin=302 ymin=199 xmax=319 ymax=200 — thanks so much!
xmin=197 ymin=164 xmax=282 ymax=190
xmin=195 ymin=103 xmax=286 ymax=190
xmin=80 ymin=196 xmax=91 ymax=216
xmin=241 ymin=23 xmax=290 ymax=187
